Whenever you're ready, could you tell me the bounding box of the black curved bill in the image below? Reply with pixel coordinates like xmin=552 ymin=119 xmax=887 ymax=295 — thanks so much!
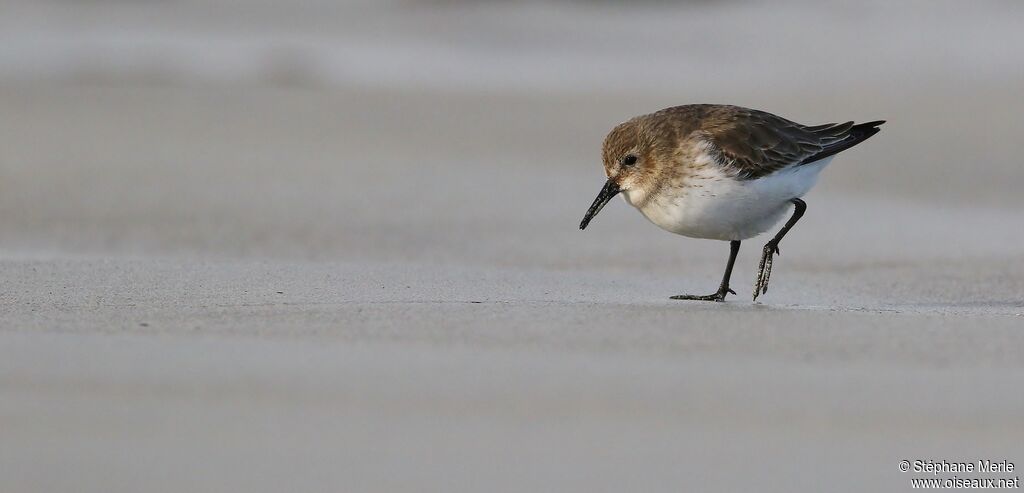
xmin=579 ymin=179 xmax=621 ymax=230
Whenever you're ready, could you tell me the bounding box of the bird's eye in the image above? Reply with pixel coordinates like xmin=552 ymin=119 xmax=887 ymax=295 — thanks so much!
xmin=622 ymin=154 xmax=638 ymax=167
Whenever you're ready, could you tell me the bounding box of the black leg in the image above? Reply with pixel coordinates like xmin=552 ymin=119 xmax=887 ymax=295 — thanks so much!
xmin=753 ymin=198 xmax=806 ymax=301
xmin=671 ymin=240 xmax=741 ymax=302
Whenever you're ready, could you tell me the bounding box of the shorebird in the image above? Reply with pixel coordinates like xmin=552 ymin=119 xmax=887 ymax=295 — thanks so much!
xmin=579 ymin=104 xmax=883 ymax=302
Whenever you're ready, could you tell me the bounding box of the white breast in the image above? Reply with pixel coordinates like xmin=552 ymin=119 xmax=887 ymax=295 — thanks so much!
xmin=624 ymin=157 xmax=833 ymax=241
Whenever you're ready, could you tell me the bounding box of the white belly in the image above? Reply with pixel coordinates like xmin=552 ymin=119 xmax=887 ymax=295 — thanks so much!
xmin=626 ymin=158 xmax=832 ymax=241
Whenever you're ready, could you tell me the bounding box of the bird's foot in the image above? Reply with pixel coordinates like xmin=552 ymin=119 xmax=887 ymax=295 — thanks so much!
xmin=753 ymin=241 xmax=781 ymax=301
xmin=671 ymin=287 xmax=736 ymax=302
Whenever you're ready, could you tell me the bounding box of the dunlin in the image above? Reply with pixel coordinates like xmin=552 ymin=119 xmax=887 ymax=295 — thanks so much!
xmin=579 ymin=104 xmax=883 ymax=301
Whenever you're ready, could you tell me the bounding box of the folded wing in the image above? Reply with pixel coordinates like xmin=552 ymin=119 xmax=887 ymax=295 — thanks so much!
xmin=698 ymin=106 xmax=884 ymax=180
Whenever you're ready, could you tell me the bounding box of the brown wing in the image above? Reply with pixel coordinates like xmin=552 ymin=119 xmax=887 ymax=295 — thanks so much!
xmin=695 ymin=105 xmax=882 ymax=180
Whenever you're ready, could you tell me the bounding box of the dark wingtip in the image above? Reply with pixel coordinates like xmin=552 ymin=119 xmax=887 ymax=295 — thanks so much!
xmin=797 ymin=119 xmax=886 ymax=165
xmin=852 ymin=120 xmax=885 ymax=139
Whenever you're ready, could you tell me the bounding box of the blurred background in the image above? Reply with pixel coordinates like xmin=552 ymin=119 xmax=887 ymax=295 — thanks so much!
xmin=2 ymin=1 xmax=1023 ymax=492
xmin=2 ymin=0 xmax=1023 ymax=262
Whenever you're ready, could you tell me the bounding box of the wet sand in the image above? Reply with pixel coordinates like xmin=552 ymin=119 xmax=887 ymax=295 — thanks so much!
xmin=3 ymin=1 xmax=1024 ymax=491
xmin=2 ymin=82 xmax=1023 ymax=492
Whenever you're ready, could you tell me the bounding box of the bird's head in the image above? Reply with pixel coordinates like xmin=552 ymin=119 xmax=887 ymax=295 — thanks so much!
xmin=579 ymin=118 xmax=658 ymax=230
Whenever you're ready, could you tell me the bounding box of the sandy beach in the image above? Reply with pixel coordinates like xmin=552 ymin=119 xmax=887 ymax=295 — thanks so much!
xmin=2 ymin=1 xmax=1024 ymax=491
